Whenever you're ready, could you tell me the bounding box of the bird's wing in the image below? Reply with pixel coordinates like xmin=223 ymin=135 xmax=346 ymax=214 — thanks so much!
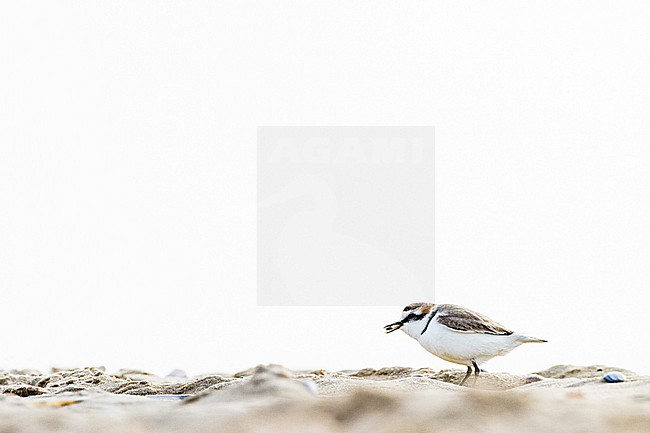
xmin=435 ymin=304 xmax=513 ymax=335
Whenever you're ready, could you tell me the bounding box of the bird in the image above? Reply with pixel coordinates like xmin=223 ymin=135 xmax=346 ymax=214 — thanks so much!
xmin=384 ymin=303 xmax=547 ymax=385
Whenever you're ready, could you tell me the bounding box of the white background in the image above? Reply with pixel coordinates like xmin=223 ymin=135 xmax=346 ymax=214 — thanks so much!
xmin=1 ymin=1 xmax=648 ymax=376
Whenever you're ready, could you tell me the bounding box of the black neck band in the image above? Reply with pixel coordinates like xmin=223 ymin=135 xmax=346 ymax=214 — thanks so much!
xmin=421 ymin=310 xmax=436 ymax=335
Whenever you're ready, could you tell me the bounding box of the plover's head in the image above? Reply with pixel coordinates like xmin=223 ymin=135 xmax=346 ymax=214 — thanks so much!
xmin=384 ymin=303 xmax=435 ymax=338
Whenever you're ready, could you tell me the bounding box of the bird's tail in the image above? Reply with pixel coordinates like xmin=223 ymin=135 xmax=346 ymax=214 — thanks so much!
xmin=516 ymin=335 xmax=547 ymax=343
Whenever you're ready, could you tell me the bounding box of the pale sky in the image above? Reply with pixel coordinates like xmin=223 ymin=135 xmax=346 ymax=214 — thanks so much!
xmin=1 ymin=1 xmax=649 ymax=376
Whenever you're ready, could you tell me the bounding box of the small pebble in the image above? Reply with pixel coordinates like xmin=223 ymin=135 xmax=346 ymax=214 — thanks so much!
xmin=166 ymin=369 xmax=187 ymax=378
xmin=302 ymin=379 xmax=318 ymax=394
xmin=602 ymin=371 xmax=626 ymax=383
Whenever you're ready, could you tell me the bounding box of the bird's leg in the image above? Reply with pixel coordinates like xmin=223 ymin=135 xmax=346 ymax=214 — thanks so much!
xmin=459 ymin=365 xmax=472 ymax=386
xmin=472 ymin=360 xmax=480 ymax=385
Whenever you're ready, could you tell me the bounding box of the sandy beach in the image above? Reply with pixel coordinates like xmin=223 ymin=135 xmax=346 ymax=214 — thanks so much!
xmin=1 ymin=363 xmax=648 ymax=432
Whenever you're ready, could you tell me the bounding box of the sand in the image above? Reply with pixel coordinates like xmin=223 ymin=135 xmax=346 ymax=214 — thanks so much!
xmin=1 ymin=364 xmax=649 ymax=432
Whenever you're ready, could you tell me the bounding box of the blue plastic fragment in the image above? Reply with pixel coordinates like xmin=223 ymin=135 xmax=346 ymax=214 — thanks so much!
xmin=144 ymin=394 xmax=191 ymax=400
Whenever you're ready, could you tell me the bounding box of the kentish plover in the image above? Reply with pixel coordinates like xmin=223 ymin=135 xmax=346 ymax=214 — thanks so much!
xmin=384 ymin=303 xmax=547 ymax=385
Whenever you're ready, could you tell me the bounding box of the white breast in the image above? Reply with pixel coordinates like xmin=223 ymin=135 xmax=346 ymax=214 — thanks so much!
xmin=416 ymin=320 xmax=526 ymax=366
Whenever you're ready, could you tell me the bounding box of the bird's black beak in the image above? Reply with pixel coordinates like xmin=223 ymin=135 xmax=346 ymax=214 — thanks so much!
xmin=384 ymin=321 xmax=403 ymax=333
